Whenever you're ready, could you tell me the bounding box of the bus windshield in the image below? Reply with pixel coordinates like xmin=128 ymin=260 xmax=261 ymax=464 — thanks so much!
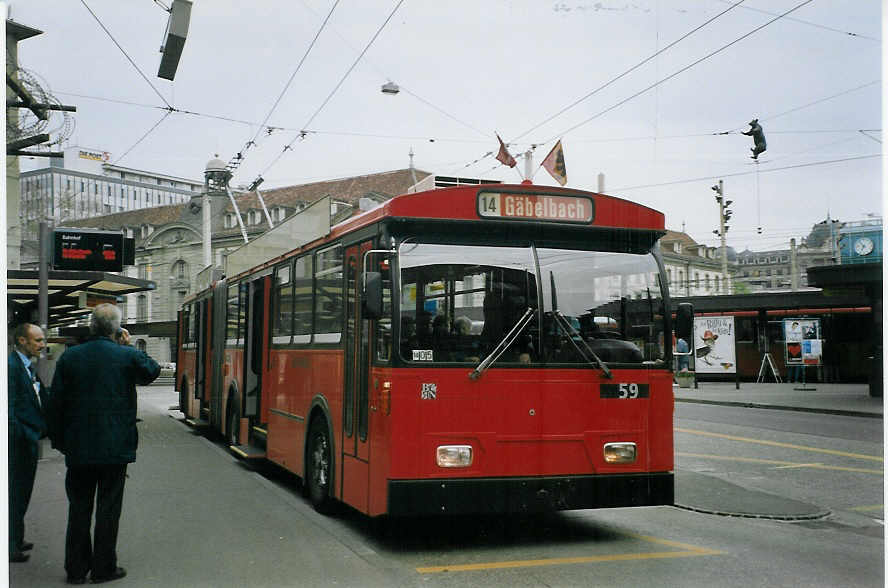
xmin=397 ymin=241 xmax=666 ymax=366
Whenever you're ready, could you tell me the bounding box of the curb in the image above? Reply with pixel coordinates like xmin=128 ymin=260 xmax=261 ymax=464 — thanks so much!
xmin=676 ymin=397 xmax=883 ymax=419
xmin=673 ymin=503 xmax=831 ymax=521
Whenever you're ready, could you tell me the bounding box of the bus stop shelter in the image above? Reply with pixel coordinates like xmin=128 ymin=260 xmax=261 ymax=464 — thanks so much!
xmin=6 ymin=269 xmax=156 ymax=330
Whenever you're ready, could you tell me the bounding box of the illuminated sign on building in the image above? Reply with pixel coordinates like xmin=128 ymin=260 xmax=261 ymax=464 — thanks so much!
xmin=78 ymin=150 xmax=111 ymax=162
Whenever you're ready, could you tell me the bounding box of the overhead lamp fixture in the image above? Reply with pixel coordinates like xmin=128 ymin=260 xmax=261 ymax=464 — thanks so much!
xmin=381 ymin=81 xmax=400 ymax=95
xmin=158 ymin=0 xmax=193 ymax=81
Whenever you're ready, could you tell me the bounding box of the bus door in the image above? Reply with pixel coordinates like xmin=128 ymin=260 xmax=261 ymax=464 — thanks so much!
xmin=342 ymin=241 xmax=372 ymax=509
xmin=195 ymin=298 xmax=208 ymax=415
xmin=243 ymin=277 xmax=266 ymax=427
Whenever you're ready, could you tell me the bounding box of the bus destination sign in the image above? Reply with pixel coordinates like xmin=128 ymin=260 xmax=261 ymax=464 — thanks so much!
xmin=477 ymin=191 xmax=593 ymax=223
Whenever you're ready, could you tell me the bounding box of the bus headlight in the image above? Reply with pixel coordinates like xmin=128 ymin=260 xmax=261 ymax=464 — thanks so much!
xmin=436 ymin=445 xmax=473 ymax=468
xmin=603 ymin=442 xmax=636 ymax=464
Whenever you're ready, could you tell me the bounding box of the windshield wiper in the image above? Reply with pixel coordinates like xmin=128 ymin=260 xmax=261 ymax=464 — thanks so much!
xmin=469 ymin=307 xmax=535 ymax=381
xmin=553 ymin=310 xmax=612 ymax=379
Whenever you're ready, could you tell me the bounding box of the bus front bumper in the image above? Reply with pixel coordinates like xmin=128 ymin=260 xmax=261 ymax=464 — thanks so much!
xmin=386 ymin=472 xmax=673 ymax=516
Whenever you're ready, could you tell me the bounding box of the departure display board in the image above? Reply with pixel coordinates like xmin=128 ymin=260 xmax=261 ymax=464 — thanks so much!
xmin=53 ymin=229 xmax=128 ymax=272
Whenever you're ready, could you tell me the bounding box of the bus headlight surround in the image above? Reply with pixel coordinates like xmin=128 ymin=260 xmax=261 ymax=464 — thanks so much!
xmin=436 ymin=445 xmax=473 ymax=468
xmin=603 ymin=442 xmax=637 ymax=464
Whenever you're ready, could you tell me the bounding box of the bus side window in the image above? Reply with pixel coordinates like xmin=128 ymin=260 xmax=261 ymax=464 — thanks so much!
xmin=226 ymin=284 xmax=239 ymax=344
xmin=314 ymin=244 xmax=343 ymax=343
xmin=273 ymin=262 xmax=293 ymax=342
xmin=293 ymin=256 xmax=313 ymax=343
xmin=374 ymin=259 xmax=392 ymax=363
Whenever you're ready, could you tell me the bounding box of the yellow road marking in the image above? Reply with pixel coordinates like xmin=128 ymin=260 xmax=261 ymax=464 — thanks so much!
xmin=415 ymin=531 xmax=722 ymax=574
xmin=676 ymin=428 xmax=883 ymax=463
xmin=850 ymin=504 xmax=885 ymax=512
xmin=678 ymin=452 xmax=884 ymax=475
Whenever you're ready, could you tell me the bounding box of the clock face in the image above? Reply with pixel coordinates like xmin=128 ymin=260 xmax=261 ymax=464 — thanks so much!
xmin=854 ymin=237 xmax=874 ymax=256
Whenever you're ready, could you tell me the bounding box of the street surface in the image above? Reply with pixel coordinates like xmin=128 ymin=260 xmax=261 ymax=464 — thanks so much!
xmin=9 ymin=386 xmax=884 ymax=587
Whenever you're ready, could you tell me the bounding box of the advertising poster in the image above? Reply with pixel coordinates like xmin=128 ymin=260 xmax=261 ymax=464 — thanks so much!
xmin=693 ymin=316 xmax=736 ymax=374
xmin=784 ymin=318 xmax=822 ymax=365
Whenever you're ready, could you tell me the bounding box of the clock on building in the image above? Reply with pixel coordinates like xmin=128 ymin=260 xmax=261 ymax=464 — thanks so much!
xmin=853 ymin=237 xmax=874 ymax=256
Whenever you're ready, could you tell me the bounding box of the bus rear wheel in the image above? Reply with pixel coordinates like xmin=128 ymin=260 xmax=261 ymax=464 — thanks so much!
xmin=306 ymin=418 xmax=333 ymax=513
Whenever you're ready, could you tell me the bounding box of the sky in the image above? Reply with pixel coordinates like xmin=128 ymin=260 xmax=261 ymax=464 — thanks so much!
xmin=9 ymin=0 xmax=883 ymax=252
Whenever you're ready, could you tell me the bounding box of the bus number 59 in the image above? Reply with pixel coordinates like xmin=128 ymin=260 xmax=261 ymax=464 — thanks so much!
xmin=600 ymin=383 xmax=648 ymax=399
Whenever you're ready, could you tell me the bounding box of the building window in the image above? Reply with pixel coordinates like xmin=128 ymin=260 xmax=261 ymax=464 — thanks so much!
xmin=137 ymin=295 xmax=148 ymax=322
xmin=172 ymin=260 xmax=187 ymax=280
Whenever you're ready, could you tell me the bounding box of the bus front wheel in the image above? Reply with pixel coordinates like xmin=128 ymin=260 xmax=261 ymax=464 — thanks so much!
xmin=306 ymin=418 xmax=333 ymax=513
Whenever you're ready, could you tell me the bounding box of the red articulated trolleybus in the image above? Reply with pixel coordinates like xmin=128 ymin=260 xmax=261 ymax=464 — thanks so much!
xmin=176 ymin=182 xmax=693 ymax=517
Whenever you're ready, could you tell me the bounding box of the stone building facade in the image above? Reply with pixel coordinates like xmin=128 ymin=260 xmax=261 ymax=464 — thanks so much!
xmin=67 ymin=168 xmax=430 ymax=360
xmin=659 ymin=230 xmax=735 ymax=297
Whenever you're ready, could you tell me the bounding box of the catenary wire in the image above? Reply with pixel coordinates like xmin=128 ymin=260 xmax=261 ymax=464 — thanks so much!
xmin=294 ymin=0 xmax=491 ymax=140
xmin=259 ymin=0 xmax=407 ymax=178
xmin=715 ymin=0 xmax=881 ymax=41
xmin=233 ymin=0 xmax=341 ymax=172
xmin=722 ymin=80 xmax=880 ymax=133
xmin=611 ymin=154 xmax=880 ymax=192
xmin=511 ymin=0 xmax=747 ymax=143
xmin=80 ymin=0 xmax=172 ymax=109
xmin=540 ymin=0 xmax=815 ymax=146
xmin=111 ymin=110 xmax=173 ymax=166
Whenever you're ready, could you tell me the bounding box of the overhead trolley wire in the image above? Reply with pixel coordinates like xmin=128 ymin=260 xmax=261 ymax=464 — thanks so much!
xmin=80 ymin=0 xmax=172 ymax=109
xmin=720 ymin=79 xmax=881 ymax=134
xmin=111 ymin=110 xmax=173 ymax=166
xmin=540 ymin=0 xmax=816 ymax=146
xmin=260 ymin=0 xmax=407 ymax=178
xmin=612 ymin=153 xmax=880 ymax=192
xmin=715 ymin=0 xmax=881 ymax=41
xmin=228 ymin=0 xmax=342 ymax=175
xmin=294 ymin=0 xmax=492 ymax=141
xmin=511 ymin=0 xmax=748 ymax=143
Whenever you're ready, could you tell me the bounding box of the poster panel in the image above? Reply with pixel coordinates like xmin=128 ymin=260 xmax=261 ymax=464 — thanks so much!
xmin=784 ymin=318 xmax=822 ymax=365
xmin=693 ymin=316 xmax=736 ymax=374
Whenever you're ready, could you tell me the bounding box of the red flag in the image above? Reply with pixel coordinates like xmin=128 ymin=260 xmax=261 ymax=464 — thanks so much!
xmin=495 ymin=133 xmax=517 ymax=168
xmin=541 ymin=140 xmax=567 ymax=186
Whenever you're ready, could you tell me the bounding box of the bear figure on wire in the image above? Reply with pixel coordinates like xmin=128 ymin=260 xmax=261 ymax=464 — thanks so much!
xmin=741 ymin=119 xmax=767 ymax=160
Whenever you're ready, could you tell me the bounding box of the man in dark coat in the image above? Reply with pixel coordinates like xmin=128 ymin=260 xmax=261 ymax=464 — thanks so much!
xmin=8 ymin=323 xmax=49 ymax=563
xmin=48 ymin=304 xmax=160 ymax=584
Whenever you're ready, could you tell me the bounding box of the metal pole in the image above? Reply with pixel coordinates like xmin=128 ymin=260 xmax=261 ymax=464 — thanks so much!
xmin=718 ymin=180 xmax=728 ymax=293
xmin=202 ymin=189 xmax=212 ymax=268
xmin=38 ymin=221 xmax=49 ymax=332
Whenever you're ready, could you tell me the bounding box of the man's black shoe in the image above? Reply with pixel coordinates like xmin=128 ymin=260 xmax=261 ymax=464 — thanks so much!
xmin=66 ymin=576 xmax=87 ymax=585
xmin=10 ymin=551 xmax=29 ymax=563
xmin=20 ymin=541 xmax=34 ymax=551
xmin=91 ymin=567 xmax=126 ymax=584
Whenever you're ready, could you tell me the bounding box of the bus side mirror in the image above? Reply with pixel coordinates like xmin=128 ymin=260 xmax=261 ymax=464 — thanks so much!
xmin=676 ymin=302 xmax=693 ymax=340
xmin=363 ymin=271 xmax=383 ymax=319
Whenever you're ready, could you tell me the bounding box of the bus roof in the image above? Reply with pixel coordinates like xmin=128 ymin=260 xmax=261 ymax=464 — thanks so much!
xmin=217 ymin=183 xmax=665 ymax=286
